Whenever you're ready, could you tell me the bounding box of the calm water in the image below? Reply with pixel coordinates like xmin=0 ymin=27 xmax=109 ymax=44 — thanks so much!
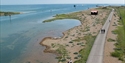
xmin=0 ymin=4 xmax=98 ymax=63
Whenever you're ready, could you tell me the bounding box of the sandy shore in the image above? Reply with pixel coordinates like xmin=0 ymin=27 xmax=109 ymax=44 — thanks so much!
xmin=40 ymin=7 xmax=111 ymax=63
xmin=103 ymin=9 xmax=122 ymax=63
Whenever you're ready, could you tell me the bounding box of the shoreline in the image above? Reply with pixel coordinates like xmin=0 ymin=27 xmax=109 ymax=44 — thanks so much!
xmin=40 ymin=28 xmax=74 ymax=54
xmin=40 ymin=37 xmax=61 ymax=53
xmin=40 ymin=7 xmax=111 ymax=63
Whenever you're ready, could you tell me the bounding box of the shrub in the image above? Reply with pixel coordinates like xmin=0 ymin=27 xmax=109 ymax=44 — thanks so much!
xmin=51 ymin=43 xmax=56 ymax=48
xmin=65 ymin=36 xmax=68 ymax=38
xmin=65 ymin=44 xmax=69 ymax=47
xmin=118 ymin=57 xmax=124 ymax=61
xmin=74 ymin=52 xmax=78 ymax=55
xmin=111 ymin=30 xmax=117 ymax=34
xmin=69 ymin=41 xmax=73 ymax=43
xmin=113 ymin=48 xmax=121 ymax=51
xmin=111 ymin=51 xmax=120 ymax=57
xmin=74 ymin=57 xmax=78 ymax=59
xmin=55 ymin=56 xmax=62 ymax=59
xmin=78 ymin=54 xmax=82 ymax=57
xmin=77 ymin=43 xmax=80 ymax=45
xmin=107 ymin=38 xmax=116 ymax=42
xmin=81 ymin=44 xmax=85 ymax=46
xmin=60 ymin=58 xmax=66 ymax=62
xmin=67 ymin=57 xmax=71 ymax=59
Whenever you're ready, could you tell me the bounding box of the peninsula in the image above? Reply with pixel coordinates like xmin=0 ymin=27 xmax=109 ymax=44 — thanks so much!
xmin=0 ymin=11 xmax=20 ymax=16
xmin=40 ymin=6 xmax=125 ymax=63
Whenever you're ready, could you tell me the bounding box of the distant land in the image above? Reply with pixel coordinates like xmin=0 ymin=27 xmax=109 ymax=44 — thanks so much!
xmin=0 ymin=11 xmax=20 ymax=16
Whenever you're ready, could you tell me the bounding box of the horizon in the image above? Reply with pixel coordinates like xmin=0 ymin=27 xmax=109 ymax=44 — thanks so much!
xmin=1 ymin=3 xmax=124 ymax=6
xmin=1 ymin=0 xmax=125 ymax=5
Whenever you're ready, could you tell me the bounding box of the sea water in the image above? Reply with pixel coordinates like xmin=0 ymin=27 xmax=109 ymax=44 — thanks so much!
xmin=0 ymin=4 xmax=98 ymax=63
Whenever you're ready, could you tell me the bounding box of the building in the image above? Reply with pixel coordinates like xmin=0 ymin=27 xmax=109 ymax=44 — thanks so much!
xmin=91 ymin=10 xmax=98 ymax=15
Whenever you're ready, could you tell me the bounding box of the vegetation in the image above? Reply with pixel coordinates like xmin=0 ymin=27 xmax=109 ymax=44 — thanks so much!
xmin=74 ymin=34 xmax=96 ymax=63
xmin=42 ymin=7 xmax=111 ymax=63
xmin=69 ymin=41 xmax=73 ymax=43
xmin=107 ymin=38 xmax=115 ymax=42
xmin=72 ymin=37 xmax=85 ymax=42
xmin=110 ymin=6 xmax=125 ymax=62
xmin=73 ymin=52 xmax=78 ymax=55
xmin=56 ymin=45 xmax=68 ymax=63
xmin=0 ymin=11 xmax=20 ymax=16
xmin=43 ymin=12 xmax=81 ymax=23
xmin=111 ymin=51 xmax=121 ymax=57
xmin=111 ymin=30 xmax=117 ymax=34
xmin=51 ymin=43 xmax=56 ymax=48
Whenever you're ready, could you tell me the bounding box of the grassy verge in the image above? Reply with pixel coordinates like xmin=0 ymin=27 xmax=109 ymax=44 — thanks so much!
xmin=0 ymin=11 xmax=20 ymax=16
xmin=110 ymin=6 xmax=125 ymax=62
xmin=74 ymin=34 xmax=96 ymax=63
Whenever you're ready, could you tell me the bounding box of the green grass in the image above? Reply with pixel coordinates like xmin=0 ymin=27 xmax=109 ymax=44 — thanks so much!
xmin=55 ymin=45 xmax=68 ymax=63
xmin=111 ymin=30 xmax=117 ymax=34
xmin=107 ymin=38 xmax=116 ymax=42
xmin=72 ymin=37 xmax=85 ymax=42
xmin=0 ymin=11 xmax=20 ymax=16
xmin=43 ymin=13 xmax=80 ymax=23
xmin=110 ymin=6 xmax=125 ymax=62
xmin=73 ymin=52 xmax=78 ymax=55
xmin=43 ymin=8 xmax=111 ymax=23
xmin=111 ymin=51 xmax=121 ymax=57
xmin=74 ymin=34 xmax=96 ymax=63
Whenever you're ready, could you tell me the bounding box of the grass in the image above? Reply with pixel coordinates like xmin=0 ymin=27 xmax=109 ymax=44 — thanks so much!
xmin=107 ymin=38 xmax=116 ymax=42
xmin=112 ymin=22 xmax=117 ymax=26
xmin=69 ymin=41 xmax=73 ymax=43
xmin=110 ymin=6 xmax=125 ymax=62
xmin=111 ymin=30 xmax=117 ymax=34
xmin=74 ymin=57 xmax=78 ymax=59
xmin=43 ymin=13 xmax=80 ymax=23
xmin=73 ymin=52 xmax=78 ymax=55
xmin=43 ymin=7 xmax=111 ymax=23
xmin=56 ymin=45 xmax=68 ymax=63
xmin=0 ymin=11 xmax=20 ymax=16
xmin=74 ymin=34 xmax=96 ymax=63
xmin=72 ymin=37 xmax=85 ymax=42
xmin=51 ymin=43 xmax=56 ymax=48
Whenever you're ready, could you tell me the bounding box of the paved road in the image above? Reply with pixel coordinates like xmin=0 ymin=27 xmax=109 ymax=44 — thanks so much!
xmin=86 ymin=9 xmax=114 ymax=63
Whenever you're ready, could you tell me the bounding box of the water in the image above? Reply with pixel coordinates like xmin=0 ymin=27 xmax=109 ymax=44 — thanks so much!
xmin=0 ymin=4 xmax=98 ymax=63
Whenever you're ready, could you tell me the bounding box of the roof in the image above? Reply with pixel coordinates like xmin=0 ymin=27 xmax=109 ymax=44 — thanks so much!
xmin=91 ymin=10 xmax=98 ymax=12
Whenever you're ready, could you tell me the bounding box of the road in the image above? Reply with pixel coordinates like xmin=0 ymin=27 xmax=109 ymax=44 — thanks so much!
xmin=86 ymin=9 xmax=114 ymax=63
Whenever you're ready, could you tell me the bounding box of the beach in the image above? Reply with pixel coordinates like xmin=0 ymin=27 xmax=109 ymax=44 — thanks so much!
xmin=40 ymin=7 xmax=111 ymax=63
xmin=1 ymin=4 xmax=124 ymax=63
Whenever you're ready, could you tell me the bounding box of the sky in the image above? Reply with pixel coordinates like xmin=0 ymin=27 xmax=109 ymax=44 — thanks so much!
xmin=1 ymin=0 xmax=125 ymax=5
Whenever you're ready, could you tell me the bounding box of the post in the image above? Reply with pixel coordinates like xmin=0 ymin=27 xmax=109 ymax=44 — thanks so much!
xmin=9 ymin=15 xmax=11 ymax=23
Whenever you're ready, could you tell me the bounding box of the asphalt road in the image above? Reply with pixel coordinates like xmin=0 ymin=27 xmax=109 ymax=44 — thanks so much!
xmin=86 ymin=9 xmax=114 ymax=63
